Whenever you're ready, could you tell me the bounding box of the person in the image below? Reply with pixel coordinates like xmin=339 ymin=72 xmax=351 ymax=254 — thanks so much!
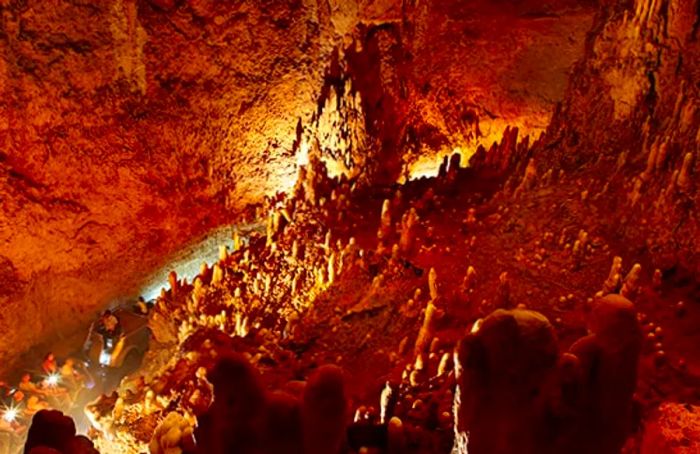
xmin=19 ymin=374 xmax=42 ymax=395
xmin=42 ymin=353 xmax=58 ymax=375
xmin=25 ymin=395 xmax=50 ymax=416
xmin=0 ymin=381 xmax=11 ymax=398
xmin=12 ymin=390 xmax=25 ymax=404
xmin=60 ymin=359 xmax=83 ymax=389
xmin=135 ymin=297 xmax=149 ymax=315
xmin=84 ymin=310 xmax=123 ymax=355
xmin=96 ymin=310 xmax=122 ymax=338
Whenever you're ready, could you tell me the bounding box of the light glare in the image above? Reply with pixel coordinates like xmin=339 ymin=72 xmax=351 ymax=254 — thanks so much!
xmin=2 ymin=406 xmax=19 ymax=423
xmin=46 ymin=372 xmax=61 ymax=387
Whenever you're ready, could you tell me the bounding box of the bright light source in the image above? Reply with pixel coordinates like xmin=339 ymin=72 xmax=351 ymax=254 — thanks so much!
xmin=2 ymin=406 xmax=19 ymax=423
xmin=99 ymin=349 xmax=112 ymax=366
xmin=45 ymin=372 xmax=61 ymax=387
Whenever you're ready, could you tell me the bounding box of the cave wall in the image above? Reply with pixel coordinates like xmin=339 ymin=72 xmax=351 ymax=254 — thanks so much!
xmin=0 ymin=0 xmax=372 ymax=372
xmin=393 ymin=0 xmax=599 ymax=177
xmin=302 ymin=0 xmax=598 ymax=185
xmin=540 ymin=0 xmax=700 ymax=277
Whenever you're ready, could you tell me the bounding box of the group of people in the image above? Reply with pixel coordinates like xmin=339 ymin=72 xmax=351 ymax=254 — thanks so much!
xmin=0 ymin=354 xmax=91 ymax=453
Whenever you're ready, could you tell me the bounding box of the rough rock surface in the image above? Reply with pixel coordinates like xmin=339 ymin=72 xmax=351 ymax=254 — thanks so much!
xmin=0 ymin=0 xmax=369 ymax=372
xmin=0 ymin=0 xmax=598 ymax=373
xmin=640 ymin=403 xmax=700 ymax=454
xmin=542 ymin=0 xmax=700 ymax=276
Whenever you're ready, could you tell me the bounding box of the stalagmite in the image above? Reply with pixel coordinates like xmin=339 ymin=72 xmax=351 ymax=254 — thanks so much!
xmin=324 ymin=231 xmax=332 ymax=251
xmin=665 ymin=169 xmax=679 ymax=196
xmin=264 ymin=274 xmax=271 ymax=294
xmin=315 ymin=267 xmax=326 ymax=288
xmin=302 ymin=365 xmax=348 ymax=454
xmin=414 ymin=302 xmax=437 ymax=356
xmin=378 ymin=199 xmax=392 ymax=241
xmin=192 ymin=277 xmax=205 ymax=305
xmin=602 ymin=256 xmax=623 ymax=294
xmin=399 ymin=208 xmax=419 ymax=253
xmin=655 ymin=141 xmax=669 ymax=171
xmin=514 ymin=158 xmax=537 ymax=197
xmin=328 ymin=252 xmax=336 ymax=284
xmin=194 ymin=353 xmax=266 ymax=454
xmin=569 ymin=294 xmax=641 ymax=453
xmin=629 ymin=177 xmax=643 ymax=206
xmin=113 ymin=397 xmax=124 ymax=420
xmin=414 ymin=354 xmax=425 ymax=372
xmin=437 ymin=352 xmax=451 ymax=376
xmin=232 ymin=230 xmax=242 ymax=252
xmin=642 ymin=140 xmax=658 ymax=180
xmin=379 ymin=382 xmax=392 ymax=424
xmin=219 ymin=244 xmax=228 ymax=262
xmin=409 ymin=370 xmax=421 ymax=387
xmin=291 ymin=240 xmax=299 ymax=260
xmin=263 ymin=391 xmax=303 ymax=454
xmin=428 ymin=267 xmax=439 ymax=301
xmin=677 ymin=152 xmax=694 ymax=191
xmin=211 ymin=264 xmax=224 ymax=285
xmin=168 ymin=271 xmax=178 ymax=296
xmin=497 ymin=271 xmax=510 ymax=308
xmin=387 ymin=417 xmax=406 ymax=454
xmin=390 ymin=243 xmax=400 ymax=263
xmin=461 ymin=266 xmax=477 ymax=294
xmin=144 ymin=389 xmax=157 ymax=415
xmin=235 ymin=313 xmax=248 ymax=337
xmin=620 ymin=263 xmax=642 ymax=299
xmin=253 ymin=277 xmax=261 ymax=294
xmin=429 ymin=337 xmax=441 ymax=354
xmin=616 ymin=150 xmax=629 ymax=170
xmin=454 ymin=309 xmax=558 ymax=454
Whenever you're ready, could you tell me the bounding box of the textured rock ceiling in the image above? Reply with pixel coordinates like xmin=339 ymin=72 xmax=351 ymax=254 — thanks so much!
xmin=0 ymin=0 xmax=598 ymax=372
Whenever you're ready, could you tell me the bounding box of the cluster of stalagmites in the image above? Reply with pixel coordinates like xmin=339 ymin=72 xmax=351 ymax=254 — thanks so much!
xmin=195 ymin=354 xmax=349 ymax=454
xmin=454 ymin=295 xmax=641 ymax=454
xmin=146 ymin=154 xmax=355 ymax=351
xmin=78 ymin=154 xmax=373 ymax=451
xmin=28 ymin=117 xmax=681 ymax=453
xmin=300 ymin=78 xmax=369 ymax=178
xmin=25 ymin=293 xmax=642 ymax=454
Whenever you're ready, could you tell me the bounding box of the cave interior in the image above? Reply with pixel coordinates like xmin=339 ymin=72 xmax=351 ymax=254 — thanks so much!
xmin=1 ymin=0 xmax=700 ymax=453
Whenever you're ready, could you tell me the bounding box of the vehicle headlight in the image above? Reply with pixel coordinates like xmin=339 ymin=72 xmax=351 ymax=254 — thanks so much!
xmin=99 ymin=350 xmax=112 ymax=366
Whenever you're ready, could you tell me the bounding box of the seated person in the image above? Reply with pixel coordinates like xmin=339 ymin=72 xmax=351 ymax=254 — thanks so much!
xmin=135 ymin=297 xmax=149 ymax=315
xmin=84 ymin=310 xmax=123 ymax=354
xmin=42 ymin=353 xmax=57 ymax=375
xmin=96 ymin=310 xmax=122 ymax=338
xmin=19 ymin=374 xmax=44 ymax=396
xmin=25 ymin=395 xmax=50 ymax=416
